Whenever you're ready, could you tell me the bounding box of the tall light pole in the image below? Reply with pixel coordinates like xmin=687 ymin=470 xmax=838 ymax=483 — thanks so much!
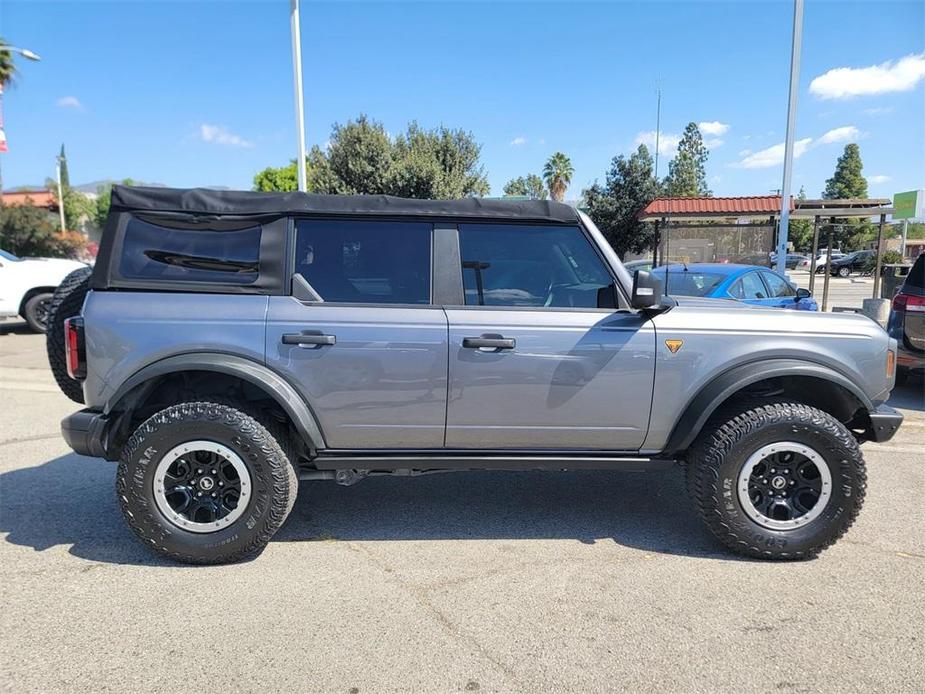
xmin=290 ymin=0 xmax=307 ymax=192
xmin=0 ymin=45 xmax=42 ymax=194
xmin=775 ymin=0 xmax=804 ymax=275
xmin=55 ymin=154 xmax=66 ymax=231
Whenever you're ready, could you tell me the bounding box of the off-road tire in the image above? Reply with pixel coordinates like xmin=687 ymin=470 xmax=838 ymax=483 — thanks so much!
xmin=23 ymin=292 xmax=54 ymax=333
xmin=45 ymin=266 xmax=92 ymax=403
xmin=685 ymin=400 xmax=866 ymax=560
xmin=117 ymin=401 xmax=298 ymax=564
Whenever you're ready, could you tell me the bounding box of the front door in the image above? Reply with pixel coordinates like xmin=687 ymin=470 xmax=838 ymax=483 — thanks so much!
xmin=266 ymin=219 xmax=448 ymax=449
xmin=444 ymin=223 xmax=656 ymax=450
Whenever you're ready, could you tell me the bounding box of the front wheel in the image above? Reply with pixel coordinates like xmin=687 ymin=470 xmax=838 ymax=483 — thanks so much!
xmin=117 ymin=402 xmax=298 ymax=564
xmin=685 ymin=401 xmax=866 ymax=560
xmin=838 ymin=266 xmax=851 ymax=278
xmin=23 ymin=292 xmax=54 ymax=332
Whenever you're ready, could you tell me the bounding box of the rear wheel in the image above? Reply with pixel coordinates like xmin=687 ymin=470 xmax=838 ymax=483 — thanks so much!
xmin=117 ymin=401 xmax=298 ymax=564
xmin=685 ymin=401 xmax=866 ymax=559
xmin=45 ymin=267 xmax=92 ymax=403
xmin=23 ymin=292 xmax=54 ymax=332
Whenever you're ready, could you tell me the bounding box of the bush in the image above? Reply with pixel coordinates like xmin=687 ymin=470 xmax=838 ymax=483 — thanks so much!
xmin=0 ymin=203 xmax=86 ymax=258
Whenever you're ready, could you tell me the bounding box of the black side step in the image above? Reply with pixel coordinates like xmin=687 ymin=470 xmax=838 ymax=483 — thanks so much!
xmin=310 ymin=453 xmax=675 ymax=472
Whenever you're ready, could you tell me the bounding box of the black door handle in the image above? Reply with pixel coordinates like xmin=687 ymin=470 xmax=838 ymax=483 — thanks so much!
xmin=462 ymin=335 xmax=515 ymax=350
xmin=282 ymin=333 xmax=336 ymax=347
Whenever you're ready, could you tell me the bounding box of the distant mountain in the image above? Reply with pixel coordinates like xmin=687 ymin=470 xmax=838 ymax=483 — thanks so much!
xmin=72 ymin=180 xmax=167 ymax=193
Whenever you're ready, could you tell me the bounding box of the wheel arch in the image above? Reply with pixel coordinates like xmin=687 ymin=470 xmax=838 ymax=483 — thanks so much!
xmin=19 ymin=286 xmax=57 ymax=314
xmin=103 ymin=353 xmax=326 ymax=458
xmin=664 ymin=359 xmax=873 ymax=456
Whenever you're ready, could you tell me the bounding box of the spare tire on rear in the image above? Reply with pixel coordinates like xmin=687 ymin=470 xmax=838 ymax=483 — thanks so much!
xmin=46 ymin=266 xmax=92 ymax=404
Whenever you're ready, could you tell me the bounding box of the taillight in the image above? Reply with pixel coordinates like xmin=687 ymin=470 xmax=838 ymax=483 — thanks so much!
xmin=64 ymin=317 xmax=86 ymax=380
xmin=887 ymin=350 xmax=895 ymax=378
xmin=892 ymin=293 xmax=925 ymax=313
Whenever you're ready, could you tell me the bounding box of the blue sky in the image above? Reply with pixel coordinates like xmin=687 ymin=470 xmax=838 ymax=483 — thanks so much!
xmin=2 ymin=0 xmax=923 ymax=201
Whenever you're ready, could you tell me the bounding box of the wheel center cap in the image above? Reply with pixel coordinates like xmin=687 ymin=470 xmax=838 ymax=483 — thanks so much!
xmin=770 ymin=475 xmax=787 ymax=490
xmin=199 ymin=477 xmax=215 ymax=491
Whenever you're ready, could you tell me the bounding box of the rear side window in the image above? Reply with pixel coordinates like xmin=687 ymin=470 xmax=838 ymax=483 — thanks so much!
xmin=295 ymin=220 xmax=431 ymax=304
xmin=730 ymin=272 xmax=767 ymax=299
xmin=119 ymin=217 xmax=261 ymax=285
xmin=457 ymin=224 xmax=616 ymax=308
xmin=760 ymin=271 xmax=795 ymax=297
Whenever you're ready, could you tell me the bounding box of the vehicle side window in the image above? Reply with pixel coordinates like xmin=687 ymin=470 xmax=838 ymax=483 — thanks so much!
xmin=295 ymin=219 xmax=431 ymax=304
xmin=119 ymin=217 xmax=261 ymax=284
xmin=457 ymin=224 xmax=616 ymax=308
xmin=733 ymin=271 xmax=768 ymax=300
xmin=760 ymin=271 xmax=795 ymax=297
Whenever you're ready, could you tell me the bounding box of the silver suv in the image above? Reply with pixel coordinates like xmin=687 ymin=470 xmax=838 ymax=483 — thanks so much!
xmin=53 ymin=186 xmax=903 ymax=564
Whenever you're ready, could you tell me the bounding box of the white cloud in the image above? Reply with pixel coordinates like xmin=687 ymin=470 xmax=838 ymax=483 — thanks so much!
xmin=703 ymin=138 xmax=725 ymax=149
xmin=634 ymin=130 xmax=680 ymax=156
xmin=198 ymin=124 xmax=253 ymax=148
xmin=810 ymin=53 xmax=925 ymax=99
xmin=863 ymin=106 xmax=893 ymax=116
xmin=699 ymin=121 xmax=730 ymax=136
xmin=869 ymin=174 xmax=892 ymax=184
xmin=56 ymin=96 xmax=82 ymax=110
xmin=738 ymin=148 xmax=752 ymax=157
xmin=818 ymin=125 xmax=861 ymax=144
xmin=538 ymin=137 xmax=546 ymax=145
xmin=509 ymin=136 xmax=527 ymax=147
xmin=734 ymin=137 xmax=813 ymax=169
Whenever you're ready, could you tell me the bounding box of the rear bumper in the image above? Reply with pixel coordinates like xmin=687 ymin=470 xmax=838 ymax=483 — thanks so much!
xmin=61 ymin=409 xmax=108 ymax=458
xmin=867 ymin=404 xmax=904 ymax=443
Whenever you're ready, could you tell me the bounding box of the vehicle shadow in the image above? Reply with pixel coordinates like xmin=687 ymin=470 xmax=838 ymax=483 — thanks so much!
xmin=1 ymin=452 xmax=747 ymax=566
xmin=889 ymin=378 xmax=924 ymax=413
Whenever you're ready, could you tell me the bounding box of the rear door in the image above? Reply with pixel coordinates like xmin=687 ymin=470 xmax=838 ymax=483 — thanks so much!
xmin=443 ymin=223 xmax=655 ymax=450
xmin=265 ymin=218 xmax=448 ymax=449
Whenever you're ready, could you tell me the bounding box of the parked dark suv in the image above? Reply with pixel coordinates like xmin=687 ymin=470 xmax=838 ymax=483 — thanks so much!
xmin=888 ymin=254 xmax=925 ymax=381
xmin=48 ymin=186 xmax=903 ymax=564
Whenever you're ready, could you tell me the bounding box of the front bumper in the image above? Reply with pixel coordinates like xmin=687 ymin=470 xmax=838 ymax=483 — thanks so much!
xmin=61 ymin=409 xmax=109 ymax=458
xmin=867 ymin=404 xmax=904 ymax=443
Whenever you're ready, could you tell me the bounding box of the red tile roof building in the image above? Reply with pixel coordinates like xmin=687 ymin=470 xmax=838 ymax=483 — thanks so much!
xmin=1 ymin=189 xmax=58 ymax=209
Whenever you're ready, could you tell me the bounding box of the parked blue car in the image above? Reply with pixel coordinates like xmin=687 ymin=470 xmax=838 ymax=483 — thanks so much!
xmin=650 ymin=263 xmax=818 ymax=311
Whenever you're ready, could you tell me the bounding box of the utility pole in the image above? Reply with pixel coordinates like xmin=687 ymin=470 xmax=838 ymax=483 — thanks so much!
xmin=775 ymin=0 xmax=804 ymax=276
xmin=653 ymin=86 xmax=662 ymax=181
xmin=290 ymin=0 xmax=307 ymax=192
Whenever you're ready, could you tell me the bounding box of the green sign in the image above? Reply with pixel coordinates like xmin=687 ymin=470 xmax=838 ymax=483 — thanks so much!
xmin=893 ymin=190 xmax=923 ymax=220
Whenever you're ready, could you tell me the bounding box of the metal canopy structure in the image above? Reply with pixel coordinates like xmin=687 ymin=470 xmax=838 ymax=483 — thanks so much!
xmin=639 ymin=196 xmax=896 ymax=310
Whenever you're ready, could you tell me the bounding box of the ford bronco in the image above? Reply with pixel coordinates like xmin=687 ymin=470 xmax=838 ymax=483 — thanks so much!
xmin=53 ymin=186 xmax=903 ymax=564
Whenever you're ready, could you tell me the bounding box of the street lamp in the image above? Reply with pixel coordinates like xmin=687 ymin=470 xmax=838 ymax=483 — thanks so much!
xmin=0 ymin=44 xmax=42 ymax=194
xmin=290 ymin=1 xmax=307 ymax=192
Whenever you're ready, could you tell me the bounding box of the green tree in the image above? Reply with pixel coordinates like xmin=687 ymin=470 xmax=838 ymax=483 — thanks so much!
xmin=58 ymin=144 xmax=70 ymax=189
xmin=390 ymin=122 xmax=490 ymax=198
xmin=823 ymin=144 xmax=870 ymax=251
xmin=787 ymin=186 xmax=815 ymax=251
xmin=823 ymin=144 xmax=868 ymax=199
xmin=253 ymin=115 xmax=490 ymax=198
xmin=0 ymin=201 xmax=83 ymax=257
xmin=663 ymin=122 xmax=711 ymax=197
xmin=0 ymin=39 xmax=17 ymax=87
xmin=543 ymin=152 xmax=573 ymax=202
xmin=92 ymin=179 xmax=135 ymax=229
xmin=47 ymin=177 xmax=91 ymax=230
xmin=582 ymin=144 xmax=661 ymax=256
xmin=503 ymin=174 xmax=547 ymax=199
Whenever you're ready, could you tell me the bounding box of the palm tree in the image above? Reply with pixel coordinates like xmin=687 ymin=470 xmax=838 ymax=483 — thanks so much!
xmin=543 ymin=152 xmax=573 ymax=202
xmin=0 ymin=39 xmax=17 ymax=87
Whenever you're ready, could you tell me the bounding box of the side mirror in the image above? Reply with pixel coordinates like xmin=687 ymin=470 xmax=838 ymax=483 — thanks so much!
xmin=632 ymin=270 xmax=663 ymax=309
xmin=796 ymin=287 xmax=811 ymax=300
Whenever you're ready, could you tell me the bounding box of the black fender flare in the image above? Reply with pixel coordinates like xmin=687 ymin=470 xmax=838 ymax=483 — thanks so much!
xmin=105 ymin=352 xmax=327 ymax=451
xmin=663 ymin=358 xmax=873 ymax=455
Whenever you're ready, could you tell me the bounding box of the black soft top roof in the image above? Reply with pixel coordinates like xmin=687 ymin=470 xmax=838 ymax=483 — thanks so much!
xmin=111 ymin=185 xmax=579 ymax=224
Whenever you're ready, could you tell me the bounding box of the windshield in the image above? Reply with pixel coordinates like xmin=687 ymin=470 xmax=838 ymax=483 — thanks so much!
xmin=0 ymin=249 xmax=22 ymax=262
xmin=652 ymin=269 xmax=727 ymax=297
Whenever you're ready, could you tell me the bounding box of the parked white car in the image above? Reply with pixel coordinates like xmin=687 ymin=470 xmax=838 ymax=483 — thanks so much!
xmin=798 ymin=250 xmax=845 ymax=273
xmin=0 ymin=249 xmax=88 ymax=332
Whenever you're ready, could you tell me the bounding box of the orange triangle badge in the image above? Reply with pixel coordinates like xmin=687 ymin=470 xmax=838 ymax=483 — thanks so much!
xmin=665 ymin=339 xmax=683 ymax=354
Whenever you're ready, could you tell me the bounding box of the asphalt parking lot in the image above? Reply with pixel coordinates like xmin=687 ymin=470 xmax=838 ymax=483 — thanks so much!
xmin=1 ymin=323 xmax=923 ymax=693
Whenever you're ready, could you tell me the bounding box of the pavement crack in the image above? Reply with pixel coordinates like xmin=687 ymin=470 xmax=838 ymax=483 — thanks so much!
xmin=0 ymin=433 xmax=61 ymax=448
